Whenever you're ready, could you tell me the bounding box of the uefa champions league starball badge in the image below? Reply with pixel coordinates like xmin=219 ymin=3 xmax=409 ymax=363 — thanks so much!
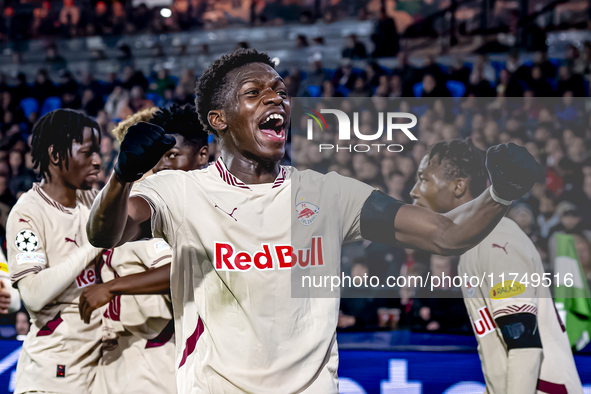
xmin=15 ymin=229 xmax=39 ymax=253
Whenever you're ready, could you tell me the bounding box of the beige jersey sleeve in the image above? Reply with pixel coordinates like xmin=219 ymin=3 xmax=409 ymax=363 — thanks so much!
xmin=6 ymin=206 xmax=47 ymax=286
xmin=135 ymin=239 xmax=172 ymax=270
xmin=481 ymin=224 xmax=540 ymax=320
xmin=130 ymin=171 xmax=186 ymax=244
xmin=325 ymin=172 xmax=375 ymax=244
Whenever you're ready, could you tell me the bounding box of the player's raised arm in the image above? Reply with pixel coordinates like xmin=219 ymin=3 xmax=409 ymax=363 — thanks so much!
xmin=87 ymin=122 xmax=175 ymax=248
xmin=361 ymin=143 xmax=543 ymax=255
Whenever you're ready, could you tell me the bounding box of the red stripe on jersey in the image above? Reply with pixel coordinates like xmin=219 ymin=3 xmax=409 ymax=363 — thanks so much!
xmin=537 ymin=379 xmax=567 ymax=394
xmin=178 ymin=316 xmax=204 ymax=368
xmin=145 ymin=319 xmax=175 ymax=349
xmin=151 ymin=254 xmax=172 ymax=267
xmin=37 ymin=312 xmax=63 ymax=337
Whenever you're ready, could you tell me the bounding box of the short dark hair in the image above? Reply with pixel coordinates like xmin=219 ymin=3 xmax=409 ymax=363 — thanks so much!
xmin=194 ymin=48 xmax=275 ymax=137
xmin=427 ymin=138 xmax=487 ymax=198
xmin=31 ymin=109 xmax=100 ymax=181
xmin=150 ymin=104 xmax=208 ymax=151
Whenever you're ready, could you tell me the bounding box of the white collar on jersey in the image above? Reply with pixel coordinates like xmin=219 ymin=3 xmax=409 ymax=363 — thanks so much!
xmin=213 ymin=157 xmax=290 ymax=191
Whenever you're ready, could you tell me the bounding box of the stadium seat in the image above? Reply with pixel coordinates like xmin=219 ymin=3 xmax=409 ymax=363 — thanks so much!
xmin=413 ymin=82 xmax=423 ymax=97
xmin=20 ymin=98 xmax=39 ymax=119
xmin=446 ymin=80 xmax=466 ymax=98
xmin=307 ymin=85 xmax=321 ymax=97
xmin=146 ymin=92 xmax=162 ymax=104
xmin=40 ymin=97 xmax=62 ymax=117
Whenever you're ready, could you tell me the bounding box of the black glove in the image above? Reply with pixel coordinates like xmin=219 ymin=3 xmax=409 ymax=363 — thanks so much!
xmin=114 ymin=122 xmax=176 ymax=183
xmin=486 ymin=143 xmax=544 ymax=201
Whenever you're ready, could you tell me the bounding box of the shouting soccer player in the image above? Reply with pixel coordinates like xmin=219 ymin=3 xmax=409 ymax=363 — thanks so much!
xmin=82 ymin=105 xmax=209 ymax=394
xmin=7 ymin=109 xmax=103 ymax=394
xmin=87 ymin=49 xmax=543 ymax=393
xmin=410 ymin=139 xmax=583 ymax=393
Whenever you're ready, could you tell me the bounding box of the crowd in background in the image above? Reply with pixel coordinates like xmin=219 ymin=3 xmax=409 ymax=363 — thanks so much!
xmin=0 ymin=10 xmax=590 ymax=337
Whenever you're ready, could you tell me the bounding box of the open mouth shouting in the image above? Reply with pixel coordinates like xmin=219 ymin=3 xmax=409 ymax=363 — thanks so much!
xmin=258 ymin=113 xmax=286 ymax=142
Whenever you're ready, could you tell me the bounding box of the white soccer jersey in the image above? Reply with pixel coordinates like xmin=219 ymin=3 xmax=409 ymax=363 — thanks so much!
xmin=131 ymin=157 xmax=374 ymax=394
xmin=6 ymin=184 xmax=102 ymax=394
xmin=459 ymin=217 xmax=583 ymax=394
xmin=93 ymin=239 xmax=175 ymax=394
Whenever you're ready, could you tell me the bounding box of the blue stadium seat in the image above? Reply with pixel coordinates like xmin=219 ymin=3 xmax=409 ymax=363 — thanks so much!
xmin=446 ymin=80 xmax=466 ymax=98
xmin=40 ymin=96 xmax=62 ymax=117
xmin=20 ymin=97 xmax=39 ymax=119
xmin=307 ymin=85 xmax=321 ymax=97
xmin=170 ymin=75 xmax=179 ymax=85
xmin=146 ymin=93 xmax=162 ymax=104
xmin=413 ymin=82 xmax=423 ymax=97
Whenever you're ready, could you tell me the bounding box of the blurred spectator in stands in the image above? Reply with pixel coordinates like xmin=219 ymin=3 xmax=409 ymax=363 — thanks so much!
xmin=93 ymin=1 xmax=111 ymax=36
xmin=342 ymin=34 xmax=367 ymax=60
xmin=32 ymin=1 xmax=53 ymax=38
xmin=371 ymin=8 xmax=398 ymax=58
xmin=15 ymin=311 xmax=30 ymax=341
xmin=532 ymin=51 xmax=556 ymax=79
xmin=349 ymin=75 xmax=371 ymax=97
xmin=45 ymin=44 xmax=67 ymax=71
xmin=111 ymin=2 xmax=127 ymax=36
xmin=59 ymin=0 xmax=80 ymax=38
xmin=151 ymin=68 xmax=176 ymax=97
xmin=118 ymin=45 xmax=134 ymax=70
xmin=189 ymin=0 xmax=207 ymax=27
xmin=131 ymin=3 xmax=150 ymax=32
xmin=508 ymin=203 xmax=539 ymax=241
xmin=82 ymin=89 xmax=104 ymax=117
xmin=398 ymin=262 xmax=428 ymax=328
xmin=557 ymin=65 xmax=585 ymax=97
xmin=410 ymin=255 xmax=470 ymax=333
xmin=388 ymin=75 xmax=402 ymax=98
xmin=497 ymin=69 xmax=523 ymax=97
xmin=550 ymin=201 xmax=584 ymax=236
xmin=295 ymin=34 xmax=309 ymax=50
xmin=393 ymin=52 xmax=417 ymax=97
xmin=79 ymin=72 xmax=102 ymax=97
xmin=11 ymin=74 xmax=30 ymax=106
xmin=104 ymin=86 xmax=129 ymax=120
xmin=334 ymin=60 xmax=357 ymax=91
xmin=179 ymin=69 xmax=196 ymax=95
xmin=580 ymin=175 xmax=591 ymax=228
xmin=468 ymin=61 xmax=496 ymax=97
xmin=365 ymin=62 xmax=384 ymax=89
xmin=0 ymin=174 xmax=15 ymax=208
xmin=119 ymin=86 xmax=154 ymax=119
xmin=421 ymin=73 xmax=451 ymax=97
xmin=338 ymin=258 xmax=384 ymax=330
xmin=573 ymin=234 xmax=591 ymax=287
xmin=121 ymin=66 xmax=148 ymax=91
xmin=538 ymin=191 xmax=560 ymax=239
xmin=448 ymin=57 xmax=471 ymax=86
xmin=8 ymin=149 xmax=35 ymax=198
xmin=173 ymin=84 xmax=193 ymax=107
xmin=0 ymin=91 xmax=25 ymax=127
xmin=59 ymin=70 xmax=81 ymax=110
xmin=530 ymin=65 xmax=555 ymax=97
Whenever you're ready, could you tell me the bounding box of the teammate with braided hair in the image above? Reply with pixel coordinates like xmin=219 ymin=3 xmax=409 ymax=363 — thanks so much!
xmin=87 ymin=48 xmax=544 ymax=393
xmin=7 ymin=109 xmax=103 ymax=394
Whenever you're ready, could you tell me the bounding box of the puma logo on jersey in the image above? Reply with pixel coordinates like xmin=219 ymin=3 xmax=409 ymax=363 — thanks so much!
xmin=215 ymin=204 xmax=238 ymax=221
xmin=65 ymin=237 xmax=78 ymax=247
xmin=214 ymin=237 xmax=324 ymax=271
xmin=18 ymin=218 xmax=30 ymax=224
xmin=492 ymin=242 xmax=508 ymax=254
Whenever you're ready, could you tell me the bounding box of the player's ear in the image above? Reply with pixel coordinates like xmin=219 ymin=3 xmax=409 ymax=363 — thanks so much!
xmin=47 ymin=145 xmax=59 ymax=166
xmin=197 ymin=145 xmax=209 ymax=167
xmin=454 ymin=178 xmax=468 ymax=198
xmin=208 ymin=110 xmax=227 ymax=134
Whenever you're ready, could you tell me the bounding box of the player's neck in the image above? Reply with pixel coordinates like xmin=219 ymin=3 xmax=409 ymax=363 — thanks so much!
xmin=39 ymin=178 xmax=78 ymax=208
xmin=221 ymin=153 xmax=280 ymax=185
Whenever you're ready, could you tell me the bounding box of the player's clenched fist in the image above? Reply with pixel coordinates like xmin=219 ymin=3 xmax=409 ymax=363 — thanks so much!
xmin=486 ymin=143 xmax=544 ymax=202
xmin=114 ymin=122 xmax=176 ymax=183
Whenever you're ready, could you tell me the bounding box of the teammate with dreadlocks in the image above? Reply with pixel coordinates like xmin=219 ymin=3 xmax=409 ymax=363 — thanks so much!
xmin=79 ymin=105 xmax=208 ymax=394
xmin=410 ymin=139 xmax=583 ymax=393
xmin=87 ymin=49 xmax=543 ymax=393
xmin=7 ymin=109 xmax=103 ymax=394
